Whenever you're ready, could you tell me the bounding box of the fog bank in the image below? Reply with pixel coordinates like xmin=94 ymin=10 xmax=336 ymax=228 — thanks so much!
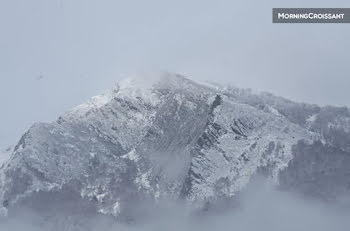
xmin=1 ymin=179 xmax=349 ymax=231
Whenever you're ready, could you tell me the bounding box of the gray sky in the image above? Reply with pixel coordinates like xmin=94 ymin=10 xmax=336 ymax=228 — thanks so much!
xmin=1 ymin=0 xmax=350 ymax=148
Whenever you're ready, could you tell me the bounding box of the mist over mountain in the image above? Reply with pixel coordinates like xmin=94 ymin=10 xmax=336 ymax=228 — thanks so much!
xmin=1 ymin=73 xmax=350 ymax=230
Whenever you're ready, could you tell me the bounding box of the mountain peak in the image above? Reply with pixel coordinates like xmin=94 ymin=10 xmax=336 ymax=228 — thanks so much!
xmin=1 ymin=73 xmax=350 ymax=227
xmin=62 ymin=72 xmax=210 ymax=121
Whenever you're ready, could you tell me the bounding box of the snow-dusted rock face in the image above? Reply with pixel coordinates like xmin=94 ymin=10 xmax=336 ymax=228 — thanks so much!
xmin=0 ymin=73 xmax=350 ymax=221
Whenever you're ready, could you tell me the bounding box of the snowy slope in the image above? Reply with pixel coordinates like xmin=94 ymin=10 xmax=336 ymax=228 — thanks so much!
xmin=0 ymin=73 xmax=349 ymax=221
xmin=0 ymin=147 xmax=12 ymax=167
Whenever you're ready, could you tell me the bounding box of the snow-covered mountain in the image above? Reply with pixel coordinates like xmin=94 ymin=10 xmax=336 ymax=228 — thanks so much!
xmin=1 ymin=73 xmax=350 ymax=222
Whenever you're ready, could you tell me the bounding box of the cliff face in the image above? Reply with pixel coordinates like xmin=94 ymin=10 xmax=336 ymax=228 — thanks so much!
xmin=0 ymin=73 xmax=349 ymax=221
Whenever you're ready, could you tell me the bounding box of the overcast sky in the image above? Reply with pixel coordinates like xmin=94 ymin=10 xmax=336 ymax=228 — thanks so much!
xmin=1 ymin=0 xmax=350 ymax=148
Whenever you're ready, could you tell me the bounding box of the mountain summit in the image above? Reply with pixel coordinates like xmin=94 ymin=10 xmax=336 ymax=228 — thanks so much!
xmin=1 ymin=73 xmax=350 ymax=222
